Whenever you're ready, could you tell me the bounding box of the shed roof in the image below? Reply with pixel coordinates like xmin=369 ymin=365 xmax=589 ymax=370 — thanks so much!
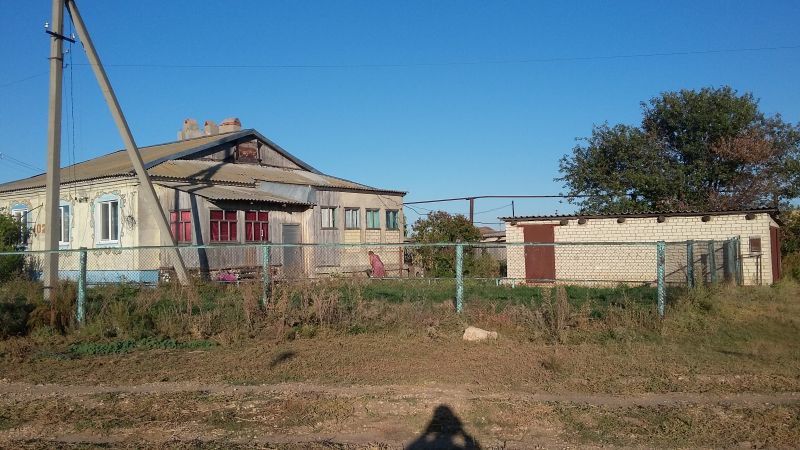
xmin=156 ymin=182 xmax=312 ymax=206
xmin=148 ymin=160 xmax=403 ymax=194
xmin=500 ymin=208 xmax=780 ymax=222
xmin=0 ymin=129 xmax=405 ymax=195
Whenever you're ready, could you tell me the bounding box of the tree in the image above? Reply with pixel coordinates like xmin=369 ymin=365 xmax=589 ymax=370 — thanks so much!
xmin=0 ymin=213 xmax=24 ymax=282
xmin=558 ymin=87 xmax=800 ymax=213
xmin=410 ymin=211 xmax=499 ymax=278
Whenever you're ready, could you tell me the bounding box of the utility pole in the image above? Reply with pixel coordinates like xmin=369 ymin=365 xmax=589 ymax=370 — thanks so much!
xmin=43 ymin=0 xmax=65 ymax=298
xmin=64 ymin=0 xmax=189 ymax=283
xmin=468 ymin=197 xmax=475 ymax=224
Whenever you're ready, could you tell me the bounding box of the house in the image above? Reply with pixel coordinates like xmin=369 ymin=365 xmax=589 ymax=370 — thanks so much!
xmin=501 ymin=209 xmax=782 ymax=286
xmin=477 ymin=226 xmax=506 ymax=263
xmin=0 ymin=118 xmax=406 ymax=282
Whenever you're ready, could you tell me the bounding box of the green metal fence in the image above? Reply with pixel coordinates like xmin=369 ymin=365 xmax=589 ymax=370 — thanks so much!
xmin=0 ymin=238 xmax=744 ymax=323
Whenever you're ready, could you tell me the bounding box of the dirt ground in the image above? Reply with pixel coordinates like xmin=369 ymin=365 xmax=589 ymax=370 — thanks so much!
xmin=1 ymin=333 xmax=799 ymax=449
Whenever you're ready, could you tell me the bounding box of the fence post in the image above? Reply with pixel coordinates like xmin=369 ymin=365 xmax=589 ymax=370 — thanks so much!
xmin=77 ymin=247 xmax=87 ymax=326
xmin=734 ymin=237 xmax=743 ymax=285
xmin=657 ymin=241 xmax=666 ymax=319
xmin=261 ymin=244 xmax=271 ymax=309
xmin=707 ymin=241 xmax=717 ymax=283
xmin=686 ymin=240 xmax=695 ymax=288
xmin=455 ymin=241 xmax=464 ymax=313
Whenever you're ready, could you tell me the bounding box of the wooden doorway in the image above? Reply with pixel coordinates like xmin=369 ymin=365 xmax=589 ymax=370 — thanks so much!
xmin=770 ymin=227 xmax=781 ymax=283
xmin=523 ymin=225 xmax=556 ymax=282
xmin=282 ymin=224 xmax=303 ymax=278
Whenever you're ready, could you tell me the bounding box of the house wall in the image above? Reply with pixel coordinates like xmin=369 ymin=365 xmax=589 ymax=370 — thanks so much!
xmin=0 ymin=178 xmax=155 ymax=282
xmin=505 ymin=213 xmax=776 ymax=286
xmin=0 ymin=176 xmax=404 ymax=280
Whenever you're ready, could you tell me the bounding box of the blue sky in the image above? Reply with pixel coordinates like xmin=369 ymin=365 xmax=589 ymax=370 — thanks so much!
xmin=1 ymin=1 xmax=799 ymax=228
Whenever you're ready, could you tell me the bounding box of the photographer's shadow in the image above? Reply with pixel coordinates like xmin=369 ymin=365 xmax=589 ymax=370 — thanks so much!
xmin=406 ymin=404 xmax=481 ymax=449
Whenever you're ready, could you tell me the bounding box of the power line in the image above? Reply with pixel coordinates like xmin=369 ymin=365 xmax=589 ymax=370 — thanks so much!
xmin=4 ymin=43 xmax=798 ymax=89
xmin=405 ymin=194 xmax=588 ymax=205
xmin=70 ymin=44 xmax=800 ymax=70
xmin=0 ymin=152 xmax=44 ymax=172
xmin=0 ymin=72 xmax=49 ymax=89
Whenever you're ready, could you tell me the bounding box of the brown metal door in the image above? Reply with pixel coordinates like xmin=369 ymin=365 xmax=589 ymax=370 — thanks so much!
xmin=770 ymin=227 xmax=781 ymax=283
xmin=523 ymin=225 xmax=556 ymax=281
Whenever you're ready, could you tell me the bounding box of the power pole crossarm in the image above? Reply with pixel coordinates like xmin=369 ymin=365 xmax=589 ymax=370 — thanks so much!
xmin=65 ymin=0 xmax=189 ymax=283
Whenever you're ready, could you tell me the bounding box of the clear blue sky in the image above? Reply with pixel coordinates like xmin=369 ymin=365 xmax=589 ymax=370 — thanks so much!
xmin=1 ymin=0 xmax=799 ymax=228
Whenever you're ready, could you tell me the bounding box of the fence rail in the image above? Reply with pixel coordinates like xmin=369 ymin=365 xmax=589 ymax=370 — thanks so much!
xmin=0 ymin=238 xmax=744 ymax=322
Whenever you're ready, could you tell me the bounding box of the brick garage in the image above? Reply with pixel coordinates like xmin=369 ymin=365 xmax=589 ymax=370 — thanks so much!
xmin=502 ymin=209 xmax=782 ymax=286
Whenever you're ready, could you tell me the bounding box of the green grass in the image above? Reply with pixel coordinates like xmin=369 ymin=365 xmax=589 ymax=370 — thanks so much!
xmin=68 ymin=337 xmax=215 ymax=356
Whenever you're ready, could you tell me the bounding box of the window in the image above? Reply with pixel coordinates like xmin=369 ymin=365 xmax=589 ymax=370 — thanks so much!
xmin=98 ymin=200 xmax=119 ymax=242
xmin=210 ymin=210 xmax=238 ymax=242
xmin=170 ymin=210 xmax=192 ymax=243
xmin=345 ymin=208 xmax=360 ymax=229
xmin=320 ymin=207 xmax=336 ymax=229
xmin=59 ymin=204 xmax=71 ymax=244
xmin=245 ymin=210 xmax=269 ymax=241
xmin=366 ymin=209 xmax=380 ymax=229
xmin=749 ymin=236 xmax=762 ymax=255
xmin=11 ymin=206 xmax=29 ymax=246
xmin=386 ymin=210 xmax=399 ymax=230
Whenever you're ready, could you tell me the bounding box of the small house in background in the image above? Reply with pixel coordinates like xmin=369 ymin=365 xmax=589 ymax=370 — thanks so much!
xmin=501 ymin=209 xmax=782 ymax=286
xmin=0 ymin=118 xmax=406 ymax=282
xmin=477 ymin=226 xmax=506 ymax=264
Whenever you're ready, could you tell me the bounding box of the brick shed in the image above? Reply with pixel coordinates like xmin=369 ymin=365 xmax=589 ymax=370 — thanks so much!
xmin=501 ymin=209 xmax=782 ymax=286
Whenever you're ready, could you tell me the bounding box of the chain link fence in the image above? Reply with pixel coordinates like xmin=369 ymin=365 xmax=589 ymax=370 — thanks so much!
xmin=0 ymin=239 xmax=744 ymax=322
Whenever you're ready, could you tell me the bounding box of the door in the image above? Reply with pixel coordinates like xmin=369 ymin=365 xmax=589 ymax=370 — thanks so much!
xmin=770 ymin=227 xmax=781 ymax=283
xmin=523 ymin=225 xmax=556 ymax=282
xmin=282 ymin=224 xmax=303 ymax=278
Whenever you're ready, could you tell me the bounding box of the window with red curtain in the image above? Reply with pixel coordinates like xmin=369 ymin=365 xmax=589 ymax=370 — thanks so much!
xmin=245 ymin=210 xmax=269 ymax=241
xmin=210 ymin=210 xmax=238 ymax=242
xmin=169 ymin=210 xmax=192 ymax=243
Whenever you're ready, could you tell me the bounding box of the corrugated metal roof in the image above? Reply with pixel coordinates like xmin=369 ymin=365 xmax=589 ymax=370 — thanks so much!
xmin=149 ymin=160 xmax=405 ymax=194
xmin=0 ymin=131 xmax=244 ymax=193
xmin=499 ymin=208 xmax=780 ymax=222
xmin=157 ymin=182 xmax=313 ymax=206
xmin=0 ymin=129 xmax=405 ymax=195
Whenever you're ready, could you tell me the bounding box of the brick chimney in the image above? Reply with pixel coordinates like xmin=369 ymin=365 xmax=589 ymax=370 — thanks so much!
xmin=204 ymin=120 xmax=219 ymax=136
xmin=219 ymin=117 xmax=242 ymax=133
xmin=178 ymin=118 xmax=202 ymax=140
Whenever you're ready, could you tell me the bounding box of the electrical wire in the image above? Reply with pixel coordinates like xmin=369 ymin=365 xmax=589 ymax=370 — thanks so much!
xmin=0 ymin=152 xmax=44 ymax=172
xmin=3 ymin=43 xmax=798 ymax=89
xmin=69 ymin=44 xmax=800 ymax=70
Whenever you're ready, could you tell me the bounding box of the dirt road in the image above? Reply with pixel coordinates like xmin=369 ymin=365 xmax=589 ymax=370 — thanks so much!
xmin=1 ymin=379 xmax=798 ymax=448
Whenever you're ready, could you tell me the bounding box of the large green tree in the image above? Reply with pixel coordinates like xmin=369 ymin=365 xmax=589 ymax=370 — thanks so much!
xmin=558 ymin=87 xmax=800 ymax=213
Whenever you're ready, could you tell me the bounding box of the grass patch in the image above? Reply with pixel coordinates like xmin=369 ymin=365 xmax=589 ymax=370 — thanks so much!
xmin=68 ymin=337 xmax=215 ymax=356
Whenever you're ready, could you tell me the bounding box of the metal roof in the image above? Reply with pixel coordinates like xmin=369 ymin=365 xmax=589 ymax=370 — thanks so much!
xmin=149 ymin=160 xmax=405 ymax=194
xmin=156 ymin=182 xmax=312 ymax=206
xmin=500 ymin=208 xmax=780 ymax=222
xmin=0 ymin=129 xmax=405 ymax=196
xmin=0 ymin=131 xmax=245 ymax=193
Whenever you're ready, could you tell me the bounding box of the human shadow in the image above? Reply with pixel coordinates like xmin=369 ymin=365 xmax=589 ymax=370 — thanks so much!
xmin=406 ymin=404 xmax=481 ymax=450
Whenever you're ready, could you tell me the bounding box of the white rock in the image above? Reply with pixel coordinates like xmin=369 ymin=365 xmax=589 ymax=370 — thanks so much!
xmin=462 ymin=326 xmax=498 ymax=342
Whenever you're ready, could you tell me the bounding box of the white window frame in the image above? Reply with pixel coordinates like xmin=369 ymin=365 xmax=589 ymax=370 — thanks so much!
xmin=345 ymin=207 xmax=360 ymax=230
xmin=98 ymin=199 xmax=120 ymax=244
xmin=10 ymin=205 xmax=29 ymax=247
xmin=320 ymin=207 xmax=337 ymax=229
xmin=59 ymin=203 xmax=71 ymax=245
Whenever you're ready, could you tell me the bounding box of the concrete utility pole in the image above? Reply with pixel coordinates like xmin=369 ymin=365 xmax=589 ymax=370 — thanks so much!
xmin=43 ymin=0 xmax=65 ymax=298
xmin=65 ymin=0 xmax=189 ymax=283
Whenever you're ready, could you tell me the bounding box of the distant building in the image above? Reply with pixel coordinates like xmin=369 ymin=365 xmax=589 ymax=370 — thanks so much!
xmin=0 ymin=118 xmax=406 ymax=281
xmin=501 ymin=209 xmax=782 ymax=286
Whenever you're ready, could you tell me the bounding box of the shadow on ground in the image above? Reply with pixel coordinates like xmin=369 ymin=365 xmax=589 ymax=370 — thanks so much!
xmin=406 ymin=404 xmax=480 ymax=449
